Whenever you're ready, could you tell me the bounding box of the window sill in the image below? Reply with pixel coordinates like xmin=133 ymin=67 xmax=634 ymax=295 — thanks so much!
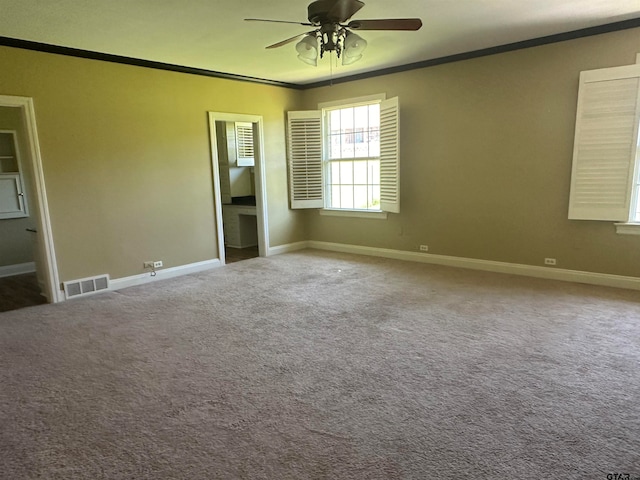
xmin=319 ymin=209 xmax=388 ymax=220
xmin=614 ymin=222 xmax=640 ymax=235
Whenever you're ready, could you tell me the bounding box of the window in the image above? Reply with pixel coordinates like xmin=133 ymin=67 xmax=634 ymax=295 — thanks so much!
xmin=287 ymin=96 xmax=400 ymax=214
xmin=326 ymin=102 xmax=380 ymax=210
xmin=568 ymin=63 xmax=640 ymax=229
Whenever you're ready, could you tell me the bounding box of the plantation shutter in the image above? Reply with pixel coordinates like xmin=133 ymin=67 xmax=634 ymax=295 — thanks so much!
xmin=568 ymin=64 xmax=640 ymax=221
xmin=235 ymin=122 xmax=255 ymax=166
xmin=287 ymin=110 xmax=324 ymax=209
xmin=379 ymin=97 xmax=400 ymax=213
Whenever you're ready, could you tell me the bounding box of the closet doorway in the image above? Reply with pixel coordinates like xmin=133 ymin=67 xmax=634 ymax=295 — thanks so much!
xmin=0 ymin=96 xmax=60 ymax=310
xmin=208 ymin=112 xmax=269 ymax=265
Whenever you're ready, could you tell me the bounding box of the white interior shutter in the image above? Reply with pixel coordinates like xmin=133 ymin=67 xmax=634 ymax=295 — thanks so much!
xmin=287 ymin=110 xmax=324 ymax=209
xmin=568 ymin=64 xmax=640 ymax=221
xmin=235 ymin=122 xmax=255 ymax=166
xmin=379 ymin=97 xmax=400 ymax=213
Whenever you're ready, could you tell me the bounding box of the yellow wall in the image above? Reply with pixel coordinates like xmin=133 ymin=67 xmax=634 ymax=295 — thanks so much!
xmin=300 ymin=27 xmax=640 ymax=278
xmin=0 ymin=46 xmax=304 ymax=281
xmin=1 ymin=26 xmax=638 ymax=286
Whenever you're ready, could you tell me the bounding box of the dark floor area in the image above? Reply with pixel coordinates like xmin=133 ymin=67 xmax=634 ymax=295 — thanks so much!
xmin=225 ymin=246 xmax=259 ymax=264
xmin=0 ymin=272 xmax=47 ymax=313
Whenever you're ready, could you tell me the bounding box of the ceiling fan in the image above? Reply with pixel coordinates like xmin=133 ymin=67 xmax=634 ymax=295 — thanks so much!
xmin=245 ymin=0 xmax=422 ymax=66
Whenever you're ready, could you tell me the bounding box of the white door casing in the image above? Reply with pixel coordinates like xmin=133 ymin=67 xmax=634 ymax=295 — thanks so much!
xmin=0 ymin=95 xmax=61 ymax=302
xmin=207 ymin=112 xmax=269 ymax=264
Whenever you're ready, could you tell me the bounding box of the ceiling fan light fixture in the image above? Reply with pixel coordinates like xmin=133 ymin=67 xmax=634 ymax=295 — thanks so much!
xmin=295 ymin=34 xmax=319 ymax=66
xmin=250 ymin=0 xmax=422 ymax=68
xmin=342 ymin=31 xmax=367 ymax=65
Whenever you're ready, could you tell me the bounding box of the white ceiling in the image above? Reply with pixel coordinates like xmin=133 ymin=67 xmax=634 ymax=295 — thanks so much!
xmin=0 ymin=0 xmax=638 ymax=86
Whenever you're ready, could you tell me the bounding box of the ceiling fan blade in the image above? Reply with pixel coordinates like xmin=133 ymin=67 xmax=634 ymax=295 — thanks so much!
xmin=326 ymin=0 xmax=365 ymax=23
xmin=347 ymin=18 xmax=423 ymax=31
xmin=266 ymin=31 xmax=316 ymax=49
xmin=245 ymin=18 xmax=313 ymax=27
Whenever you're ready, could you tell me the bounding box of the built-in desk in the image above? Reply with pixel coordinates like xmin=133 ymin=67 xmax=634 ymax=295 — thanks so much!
xmin=222 ymin=204 xmax=257 ymax=248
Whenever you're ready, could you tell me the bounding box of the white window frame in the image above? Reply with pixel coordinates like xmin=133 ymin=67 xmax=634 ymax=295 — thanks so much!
xmin=567 ymin=62 xmax=640 ymax=235
xmin=287 ymin=94 xmax=400 ymax=217
xmin=321 ymin=94 xmax=384 ymax=213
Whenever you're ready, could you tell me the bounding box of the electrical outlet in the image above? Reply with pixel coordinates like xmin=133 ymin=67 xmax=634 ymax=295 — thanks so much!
xmin=419 ymin=245 xmax=428 ymax=252
xmin=143 ymin=261 xmax=154 ymax=269
xmin=153 ymin=261 xmax=163 ymax=268
xmin=544 ymin=258 xmax=557 ymax=266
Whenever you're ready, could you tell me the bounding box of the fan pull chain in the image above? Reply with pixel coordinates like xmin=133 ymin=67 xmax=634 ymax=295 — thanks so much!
xmin=330 ymin=52 xmax=333 ymax=86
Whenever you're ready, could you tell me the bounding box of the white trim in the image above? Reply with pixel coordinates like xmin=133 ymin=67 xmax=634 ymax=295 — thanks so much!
xmin=0 ymin=262 xmax=36 ymax=278
xmin=208 ymin=112 xmax=270 ymax=261
xmin=306 ymin=241 xmax=640 ymax=291
xmin=615 ymin=222 xmax=640 ymax=235
xmin=208 ymin=116 xmax=226 ymax=265
xmin=267 ymin=241 xmax=309 ymax=256
xmin=318 ymin=93 xmax=386 ymax=110
xmin=0 ymin=96 xmax=61 ymax=302
xmin=319 ymin=209 xmax=387 ymax=219
xmin=109 ymin=259 xmax=221 ymax=291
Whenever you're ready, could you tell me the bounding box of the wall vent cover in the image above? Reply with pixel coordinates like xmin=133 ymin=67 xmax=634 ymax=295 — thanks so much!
xmin=63 ymin=274 xmax=110 ymax=300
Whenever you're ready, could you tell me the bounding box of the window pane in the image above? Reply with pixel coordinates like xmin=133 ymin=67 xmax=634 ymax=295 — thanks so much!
xmin=330 ymin=185 xmax=341 ymax=208
xmin=341 ymin=135 xmax=354 ymax=158
xmin=340 ymin=186 xmax=354 ymax=209
xmin=340 ymin=108 xmax=354 ymax=131
xmin=330 ymin=161 xmax=340 ymax=185
xmin=354 ymin=186 xmax=368 ymax=209
xmin=354 ymin=106 xmax=369 ymax=130
xmin=371 ymin=185 xmax=380 ymax=209
xmin=330 ymin=110 xmax=341 ymax=131
xmin=329 ymin=134 xmax=342 ymax=159
xmin=368 ymin=127 xmax=380 ymax=157
xmin=354 ymin=131 xmax=368 ymax=157
xmin=369 ymin=160 xmax=380 ymax=185
xmin=353 ymin=160 xmax=368 ymax=185
xmin=369 ymin=104 xmax=380 ymax=129
xmin=339 ymin=160 xmax=353 ymax=185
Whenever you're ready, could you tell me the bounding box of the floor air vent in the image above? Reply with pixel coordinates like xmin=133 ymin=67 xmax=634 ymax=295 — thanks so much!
xmin=63 ymin=274 xmax=110 ymax=300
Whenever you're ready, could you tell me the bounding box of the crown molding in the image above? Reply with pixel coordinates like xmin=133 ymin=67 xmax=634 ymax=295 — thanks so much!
xmin=1 ymin=17 xmax=639 ymax=90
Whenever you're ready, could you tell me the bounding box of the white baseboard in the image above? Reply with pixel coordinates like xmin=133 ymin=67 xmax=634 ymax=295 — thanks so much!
xmin=0 ymin=262 xmax=36 ymax=278
xmin=109 ymin=259 xmax=222 ymax=291
xmin=304 ymin=241 xmax=640 ymax=291
xmin=267 ymin=241 xmax=309 ymax=256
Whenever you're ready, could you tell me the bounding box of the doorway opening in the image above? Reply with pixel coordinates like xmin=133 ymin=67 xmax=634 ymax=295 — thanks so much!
xmin=0 ymin=96 xmax=60 ymax=310
xmin=208 ymin=113 xmax=269 ymax=265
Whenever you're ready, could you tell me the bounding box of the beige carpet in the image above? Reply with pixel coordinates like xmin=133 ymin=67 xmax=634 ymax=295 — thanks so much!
xmin=1 ymin=249 xmax=639 ymax=479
